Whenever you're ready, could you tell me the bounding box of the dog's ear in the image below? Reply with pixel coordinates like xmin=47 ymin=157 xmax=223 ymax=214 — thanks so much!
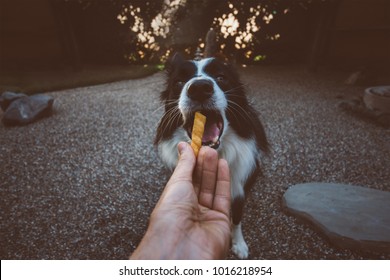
xmin=161 ymin=89 xmax=169 ymax=102
xmin=161 ymin=52 xmax=184 ymax=102
xmin=171 ymin=52 xmax=184 ymax=64
xmin=165 ymin=52 xmax=184 ymax=73
xmin=204 ymin=28 xmax=217 ymax=58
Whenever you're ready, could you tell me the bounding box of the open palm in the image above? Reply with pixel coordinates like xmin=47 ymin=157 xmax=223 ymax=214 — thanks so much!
xmin=131 ymin=143 xmax=231 ymax=259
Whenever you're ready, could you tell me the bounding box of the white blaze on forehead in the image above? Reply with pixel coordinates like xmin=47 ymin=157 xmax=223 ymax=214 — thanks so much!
xmin=193 ymin=57 xmax=214 ymax=76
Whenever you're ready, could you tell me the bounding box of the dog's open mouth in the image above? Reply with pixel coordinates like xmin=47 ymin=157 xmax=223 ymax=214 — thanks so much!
xmin=185 ymin=110 xmax=224 ymax=149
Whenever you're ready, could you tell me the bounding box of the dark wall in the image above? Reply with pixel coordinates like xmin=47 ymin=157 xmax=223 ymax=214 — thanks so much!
xmin=0 ymin=0 xmax=63 ymax=71
xmin=0 ymin=0 xmax=128 ymax=71
xmin=328 ymin=0 xmax=390 ymax=67
xmin=68 ymin=2 xmax=127 ymax=65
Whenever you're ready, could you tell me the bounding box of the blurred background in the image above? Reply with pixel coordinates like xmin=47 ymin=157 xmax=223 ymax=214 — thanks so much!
xmin=0 ymin=0 xmax=389 ymax=92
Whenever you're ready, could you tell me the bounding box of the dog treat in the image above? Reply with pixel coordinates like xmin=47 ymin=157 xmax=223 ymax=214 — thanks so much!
xmin=190 ymin=112 xmax=206 ymax=157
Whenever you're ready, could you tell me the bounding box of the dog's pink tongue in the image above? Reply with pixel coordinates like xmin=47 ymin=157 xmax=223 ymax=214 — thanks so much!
xmin=202 ymin=121 xmax=220 ymax=143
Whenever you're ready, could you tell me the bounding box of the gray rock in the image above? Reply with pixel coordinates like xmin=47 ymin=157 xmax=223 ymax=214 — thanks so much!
xmin=2 ymin=94 xmax=54 ymax=126
xmin=282 ymin=183 xmax=390 ymax=253
xmin=0 ymin=91 xmax=27 ymax=111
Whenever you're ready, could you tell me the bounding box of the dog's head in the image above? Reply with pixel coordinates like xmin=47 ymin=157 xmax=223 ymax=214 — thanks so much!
xmin=157 ymin=52 xmax=264 ymax=151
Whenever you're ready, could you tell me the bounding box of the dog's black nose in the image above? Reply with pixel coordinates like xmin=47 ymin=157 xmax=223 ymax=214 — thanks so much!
xmin=187 ymin=79 xmax=213 ymax=102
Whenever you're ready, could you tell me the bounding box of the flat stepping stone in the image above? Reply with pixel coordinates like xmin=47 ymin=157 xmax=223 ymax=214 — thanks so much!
xmin=282 ymin=183 xmax=390 ymax=253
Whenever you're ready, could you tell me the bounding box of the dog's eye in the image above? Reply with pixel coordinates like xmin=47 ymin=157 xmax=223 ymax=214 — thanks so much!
xmin=175 ymin=81 xmax=184 ymax=88
xmin=216 ymin=75 xmax=225 ymax=82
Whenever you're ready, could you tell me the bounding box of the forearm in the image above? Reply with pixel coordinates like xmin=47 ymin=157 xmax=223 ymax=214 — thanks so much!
xmin=130 ymin=230 xmax=175 ymax=259
xmin=130 ymin=216 xmax=187 ymax=260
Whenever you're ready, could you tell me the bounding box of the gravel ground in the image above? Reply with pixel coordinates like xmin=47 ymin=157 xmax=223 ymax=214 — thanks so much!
xmin=1 ymin=66 xmax=389 ymax=259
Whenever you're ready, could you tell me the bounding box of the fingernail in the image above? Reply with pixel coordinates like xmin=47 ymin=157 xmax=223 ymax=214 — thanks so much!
xmin=178 ymin=142 xmax=187 ymax=155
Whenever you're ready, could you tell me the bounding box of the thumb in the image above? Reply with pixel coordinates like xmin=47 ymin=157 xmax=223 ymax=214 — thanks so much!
xmin=151 ymin=142 xmax=196 ymax=218
xmin=169 ymin=142 xmax=196 ymax=182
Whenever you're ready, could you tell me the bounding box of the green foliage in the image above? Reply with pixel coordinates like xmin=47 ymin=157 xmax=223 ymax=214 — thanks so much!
xmin=254 ymin=55 xmax=267 ymax=62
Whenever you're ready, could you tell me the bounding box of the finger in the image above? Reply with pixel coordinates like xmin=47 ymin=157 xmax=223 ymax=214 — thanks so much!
xmin=198 ymin=146 xmax=218 ymax=209
xmin=212 ymin=159 xmax=231 ymax=217
xmin=193 ymin=146 xmax=206 ymax=197
xmin=154 ymin=142 xmax=195 ymax=210
xmin=166 ymin=142 xmax=196 ymax=188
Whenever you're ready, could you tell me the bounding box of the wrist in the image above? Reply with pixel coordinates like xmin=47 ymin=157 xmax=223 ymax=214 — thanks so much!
xmin=130 ymin=217 xmax=186 ymax=259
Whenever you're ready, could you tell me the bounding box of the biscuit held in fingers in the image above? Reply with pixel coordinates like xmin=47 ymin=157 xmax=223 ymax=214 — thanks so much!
xmin=190 ymin=112 xmax=206 ymax=157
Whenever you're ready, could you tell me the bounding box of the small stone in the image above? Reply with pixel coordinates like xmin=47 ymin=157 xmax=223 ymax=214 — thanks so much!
xmin=282 ymin=183 xmax=390 ymax=253
xmin=364 ymin=86 xmax=390 ymax=114
xmin=0 ymin=91 xmax=27 ymax=111
xmin=2 ymin=94 xmax=54 ymax=126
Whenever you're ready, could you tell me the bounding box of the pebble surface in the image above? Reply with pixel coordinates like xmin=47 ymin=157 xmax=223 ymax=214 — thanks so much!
xmin=1 ymin=66 xmax=389 ymax=259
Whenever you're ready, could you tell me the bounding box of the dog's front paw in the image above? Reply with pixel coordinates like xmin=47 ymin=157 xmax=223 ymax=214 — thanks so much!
xmin=232 ymin=223 xmax=249 ymax=259
xmin=232 ymin=240 xmax=249 ymax=259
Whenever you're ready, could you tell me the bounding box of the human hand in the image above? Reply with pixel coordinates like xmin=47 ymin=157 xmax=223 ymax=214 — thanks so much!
xmin=130 ymin=142 xmax=231 ymax=259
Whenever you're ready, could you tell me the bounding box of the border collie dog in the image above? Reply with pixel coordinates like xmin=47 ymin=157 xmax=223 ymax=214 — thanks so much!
xmin=155 ymin=53 xmax=268 ymax=259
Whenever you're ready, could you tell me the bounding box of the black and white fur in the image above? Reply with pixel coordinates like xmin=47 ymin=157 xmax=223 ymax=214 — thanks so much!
xmin=155 ymin=53 xmax=268 ymax=259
